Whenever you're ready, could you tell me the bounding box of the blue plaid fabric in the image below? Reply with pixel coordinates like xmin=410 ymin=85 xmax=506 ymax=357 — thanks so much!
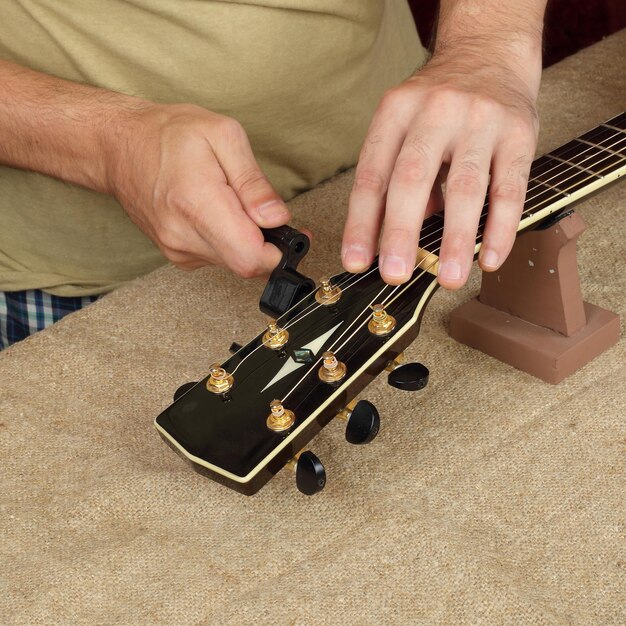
xmin=0 ymin=290 xmax=99 ymax=350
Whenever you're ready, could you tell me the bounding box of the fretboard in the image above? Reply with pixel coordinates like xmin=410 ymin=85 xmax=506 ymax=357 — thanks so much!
xmin=418 ymin=111 xmax=626 ymax=259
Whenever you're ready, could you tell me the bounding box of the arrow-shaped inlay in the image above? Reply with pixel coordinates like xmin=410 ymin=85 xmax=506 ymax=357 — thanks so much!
xmin=261 ymin=321 xmax=343 ymax=392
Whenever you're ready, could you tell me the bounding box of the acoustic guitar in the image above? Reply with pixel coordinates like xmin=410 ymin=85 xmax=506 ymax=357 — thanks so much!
xmin=155 ymin=111 xmax=625 ymax=496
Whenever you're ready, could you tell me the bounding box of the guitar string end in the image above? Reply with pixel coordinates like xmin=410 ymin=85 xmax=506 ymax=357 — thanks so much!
xmin=315 ymin=277 xmax=342 ymax=305
xmin=206 ymin=364 xmax=234 ymax=394
xmin=368 ymin=304 xmax=396 ymax=336
xmin=318 ymin=351 xmax=347 ymax=383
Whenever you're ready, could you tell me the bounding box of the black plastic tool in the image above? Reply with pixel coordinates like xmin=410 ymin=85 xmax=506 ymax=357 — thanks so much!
xmin=259 ymin=226 xmax=315 ymax=318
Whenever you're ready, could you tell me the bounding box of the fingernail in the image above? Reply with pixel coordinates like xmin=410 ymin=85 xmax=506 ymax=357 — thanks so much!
xmin=438 ymin=260 xmax=462 ymax=281
xmin=343 ymin=244 xmax=369 ymax=269
xmin=481 ymin=249 xmax=499 ymax=269
xmin=381 ymin=255 xmax=408 ymax=279
xmin=257 ymin=200 xmax=288 ymax=220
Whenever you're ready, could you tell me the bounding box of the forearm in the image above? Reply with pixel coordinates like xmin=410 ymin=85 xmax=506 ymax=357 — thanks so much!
xmin=433 ymin=0 xmax=547 ymax=95
xmin=0 ymin=59 xmax=149 ymax=193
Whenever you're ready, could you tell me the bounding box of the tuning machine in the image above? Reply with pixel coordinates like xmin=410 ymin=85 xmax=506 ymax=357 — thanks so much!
xmin=286 ymin=450 xmax=326 ymax=495
xmin=386 ymin=354 xmax=429 ymax=391
xmin=336 ymin=400 xmax=380 ymax=445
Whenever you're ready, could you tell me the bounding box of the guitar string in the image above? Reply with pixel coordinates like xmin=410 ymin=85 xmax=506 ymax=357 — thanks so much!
xmin=231 ymin=129 xmax=625 ymax=377
xmin=228 ymin=128 xmax=625 ymax=377
xmin=280 ymin=142 xmax=626 ymax=403
xmin=285 ymin=145 xmax=626 ymax=401
xmin=268 ymin=126 xmax=626 ymax=335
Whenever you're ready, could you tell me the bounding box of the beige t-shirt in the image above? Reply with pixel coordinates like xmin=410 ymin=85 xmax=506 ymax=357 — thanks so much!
xmin=0 ymin=0 xmax=425 ymax=296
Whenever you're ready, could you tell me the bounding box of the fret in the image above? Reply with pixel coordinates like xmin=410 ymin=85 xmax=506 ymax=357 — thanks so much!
xmin=563 ymin=138 xmax=626 ymax=173
xmin=578 ymin=124 xmax=626 ymax=152
xmin=419 ymin=112 xmax=626 ymax=258
xmin=576 ymin=137 xmax=626 ymax=160
xmin=549 ymin=129 xmax=625 ymax=177
xmin=522 ymin=185 xmax=567 ymax=212
xmin=602 ymin=122 xmax=626 ymax=135
xmin=548 ymin=153 xmax=603 ymax=179
xmin=532 ymin=178 xmax=571 ymax=196
xmin=603 ymin=110 xmax=626 ymax=130
xmin=530 ymin=154 xmax=597 ymax=193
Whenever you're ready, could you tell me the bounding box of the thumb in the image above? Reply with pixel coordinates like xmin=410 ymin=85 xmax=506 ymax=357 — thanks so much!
xmin=212 ymin=121 xmax=291 ymax=229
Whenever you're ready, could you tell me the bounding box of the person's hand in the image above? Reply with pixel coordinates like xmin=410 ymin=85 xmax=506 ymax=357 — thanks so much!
xmin=105 ymin=103 xmax=288 ymax=277
xmin=341 ymin=48 xmax=540 ymax=288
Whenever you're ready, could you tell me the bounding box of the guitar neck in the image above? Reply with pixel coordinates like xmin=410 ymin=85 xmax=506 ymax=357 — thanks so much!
xmin=418 ymin=111 xmax=626 ymax=261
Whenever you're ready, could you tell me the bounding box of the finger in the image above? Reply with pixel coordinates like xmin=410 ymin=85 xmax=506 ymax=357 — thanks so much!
xmin=478 ymin=143 xmax=533 ymax=272
xmin=379 ymin=124 xmax=451 ymax=285
xmin=164 ymin=144 xmax=282 ymax=277
xmin=195 ymin=181 xmax=283 ymax=277
xmin=437 ymin=136 xmax=494 ymax=289
xmin=342 ymin=92 xmax=414 ymax=273
xmin=211 ymin=118 xmax=290 ymax=228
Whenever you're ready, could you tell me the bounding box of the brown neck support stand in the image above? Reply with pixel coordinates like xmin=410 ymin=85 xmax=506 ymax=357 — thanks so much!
xmin=449 ymin=211 xmax=620 ymax=384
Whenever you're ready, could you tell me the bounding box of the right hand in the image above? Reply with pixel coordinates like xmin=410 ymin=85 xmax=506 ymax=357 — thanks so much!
xmin=104 ymin=103 xmax=288 ymax=277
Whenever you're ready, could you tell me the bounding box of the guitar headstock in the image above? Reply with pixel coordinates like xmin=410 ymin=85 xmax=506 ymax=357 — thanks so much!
xmin=155 ymin=253 xmax=438 ymax=496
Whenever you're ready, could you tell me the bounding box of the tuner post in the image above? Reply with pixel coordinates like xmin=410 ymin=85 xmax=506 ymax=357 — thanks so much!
xmin=267 ymin=399 xmax=295 ymax=432
xmin=318 ymin=351 xmax=347 ymax=383
xmin=262 ymin=320 xmax=289 ymax=350
xmin=315 ymin=277 xmax=342 ymax=305
xmin=206 ymin=364 xmax=234 ymax=394
xmin=368 ymin=304 xmax=396 ymax=336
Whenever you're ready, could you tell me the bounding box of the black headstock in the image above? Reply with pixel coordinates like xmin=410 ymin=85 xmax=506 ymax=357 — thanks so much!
xmin=155 ymin=247 xmax=438 ymax=495
xmin=154 ymin=111 xmax=626 ymax=495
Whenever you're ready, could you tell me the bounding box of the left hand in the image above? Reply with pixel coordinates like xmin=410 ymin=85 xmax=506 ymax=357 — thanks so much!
xmin=341 ymin=49 xmax=540 ymax=288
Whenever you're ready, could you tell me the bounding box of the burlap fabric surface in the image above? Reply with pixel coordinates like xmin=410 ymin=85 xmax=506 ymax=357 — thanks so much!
xmin=1 ymin=32 xmax=625 ymax=626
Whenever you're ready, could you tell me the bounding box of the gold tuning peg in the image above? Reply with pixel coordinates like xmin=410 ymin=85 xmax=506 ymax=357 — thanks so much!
xmin=263 ymin=320 xmax=289 ymax=349
xmin=318 ymin=351 xmax=347 ymax=383
xmin=266 ymin=399 xmax=295 ymax=432
xmin=206 ymin=364 xmax=234 ymax=394
xmin=368 ymin=303 xmax=396 ymax=336
xmin=315 ymin=276 xmax=342 ymax=305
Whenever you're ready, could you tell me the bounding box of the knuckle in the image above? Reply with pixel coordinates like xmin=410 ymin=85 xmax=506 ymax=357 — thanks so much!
xmin=447 ymin=172 xmax=483 ymax=195
xmin=509 ymin=152 xmax=533 ymax=174
xmin=469 ymin=94 xmax=500 ymax=120
xmin=443 ymin=230 xmax=471 ymax=255
xmin=216 ymin=116 xmax=247 ymax=144
xmin=394 ymin=157 xmax=429 ymax=186
xmin=353 ymin=168 xmax=388 ymax=195
xmin=405 ymin=133 xmax=432 ymax=160
xmin=165 ymin=188 xmax=197 ymax=220
xmin=230 ymin=166 xmax=268 ymax=196
xmin=491 ymin=181 xmax=524 ymax=204
xmin=382 ymin=225 xmax=414 ymax=245
xmin=423 ymin=85 xmax=460 ymax=113
xmin=379 ymin=87 xmax=403 ymax=112
xmin=157 ymin=226 xmax=185 ymax=253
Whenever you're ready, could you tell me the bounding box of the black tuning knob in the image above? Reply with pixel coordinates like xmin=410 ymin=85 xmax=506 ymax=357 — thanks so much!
xmin=173 ymin=381 xmax=198 ymax=402
xmin=295 ymin=451 xmax=326 ymax=495
xmin=387 ymin=363 xmax=429 ymax=391
xmin=345 ymin=400 xmax=380 ymax=445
